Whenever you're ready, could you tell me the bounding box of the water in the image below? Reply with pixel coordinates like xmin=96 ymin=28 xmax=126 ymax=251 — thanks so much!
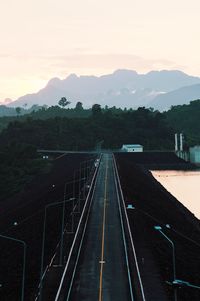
xmin=152 ymin=170 xmax=200 ymax=219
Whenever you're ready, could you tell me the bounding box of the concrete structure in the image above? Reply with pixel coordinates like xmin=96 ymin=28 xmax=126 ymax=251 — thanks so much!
xmin=121 ymin=144 xmax=143 ymax=152
xmin=175 ymin=133 xmax=178 ymax=152
xmin=180 ymin=133 xmax=184 ymax=152
xmin=189 ymin=146 xmax=200 ymax=163
xmin=174 ymin=133 xmax=184 ymax=152
xmin=175 ymin=133 xmax=190 ymax=161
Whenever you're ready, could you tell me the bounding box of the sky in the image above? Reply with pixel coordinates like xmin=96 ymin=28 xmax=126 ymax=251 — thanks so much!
xmin=1 ymin=0 xmax=200 ymax=101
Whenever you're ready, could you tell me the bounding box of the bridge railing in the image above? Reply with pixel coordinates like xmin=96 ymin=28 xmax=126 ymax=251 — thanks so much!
xmin=54 ymin=155 xmax=102 ymax=301
xmin=112 ymin=154 xmax=146 ymax=301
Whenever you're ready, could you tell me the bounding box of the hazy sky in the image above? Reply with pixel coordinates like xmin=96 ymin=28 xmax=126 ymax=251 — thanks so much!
xmin=1 ymin=0 xmax=200 ymax=101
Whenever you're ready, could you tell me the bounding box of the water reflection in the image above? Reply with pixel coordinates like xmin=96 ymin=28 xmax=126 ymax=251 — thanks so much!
xmin=152 ymin=170 xmax=200 ymax=219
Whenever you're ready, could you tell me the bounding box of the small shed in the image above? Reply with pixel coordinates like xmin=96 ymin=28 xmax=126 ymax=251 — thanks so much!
xmin=189 ymin=146 xmax=200 ymax=163
xmin=121 ymin=144 xmax=143 ymax=152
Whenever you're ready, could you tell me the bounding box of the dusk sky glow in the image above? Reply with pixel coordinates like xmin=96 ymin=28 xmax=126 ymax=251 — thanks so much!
xmin=1 ymin=0 xmax=200 ymax=101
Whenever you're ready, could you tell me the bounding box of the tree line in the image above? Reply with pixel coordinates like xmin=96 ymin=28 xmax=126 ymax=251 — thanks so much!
xmin=1 ymin=99 xmax=200 ymax=201
xmin=0 ymin=106 xmax=174 ymax=151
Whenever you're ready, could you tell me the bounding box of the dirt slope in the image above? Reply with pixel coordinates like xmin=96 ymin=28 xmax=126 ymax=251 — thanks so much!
xmin=115 ymin=152 xmax=200 ymax=301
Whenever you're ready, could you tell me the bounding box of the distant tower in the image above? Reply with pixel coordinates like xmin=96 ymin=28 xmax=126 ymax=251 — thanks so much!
xmin=180 ymin=133 xmax=184 ymax=151
xmin=175 ymin=133 xmax=178 ymax=152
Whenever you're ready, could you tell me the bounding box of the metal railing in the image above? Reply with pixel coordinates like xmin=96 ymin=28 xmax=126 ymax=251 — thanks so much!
xmin=112 ymin=154 xmax=146 ymax=301
xmin=54 ymin=155 xmax=101 ymax=301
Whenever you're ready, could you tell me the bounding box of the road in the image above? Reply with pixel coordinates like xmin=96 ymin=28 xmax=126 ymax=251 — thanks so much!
xmin=64 ymin=153 xmax=133 ymax=300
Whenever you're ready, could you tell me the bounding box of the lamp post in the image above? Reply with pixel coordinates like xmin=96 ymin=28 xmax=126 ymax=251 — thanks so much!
xmin=0 ymin=234 xmax=26 ymax=301
xmin=172 ymin=279 xmax=200 ymax=290
xmin=79 ymin=157 xmax=96 ymax=200
xmin=63 ymin=180 xmax=75 ymax=235
xmin=40 ymin=201 xmax=60 ymax=301
xmin=39 ymin=199 xmax=74 ymax=300
xmin=78 ymin=158 xmax=94 ymax=208
xmin=85 ymin=158 xmax=95 ymax=179
xmin=154 ymin=225 xmax=177 ymax=301
xmin=126 ymin=204 xmax=135 ymax=210
xmin=73 ymin=168 xmax=83 ymax=205
xmin=60 ymin=197 xmax=75 ymax=266
xmin=59 ymin=160 xmax=95 ymax=268
xmin=80 ymin=161 xmax=87 ymax=199
xmin=63 ymin=175 xmax=86 ymax=204
xmin=63 ymin=178 xmax=81 ymax=234
xmin=62 ymin=173 xmax=88 ymax=242
xmin=72 ymin=169 xmax=88 ymax=213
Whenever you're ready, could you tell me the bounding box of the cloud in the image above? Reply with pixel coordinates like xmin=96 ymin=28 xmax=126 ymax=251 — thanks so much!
xmin=0 ymin=53 xmax=13 ymax=58
xmin=0 ymin=52 xmax=187 ymax=76
xmin=0 ymin=52 xmax=192 ymax=100
xmin=42 ymin=53 xmax=184 ymax=74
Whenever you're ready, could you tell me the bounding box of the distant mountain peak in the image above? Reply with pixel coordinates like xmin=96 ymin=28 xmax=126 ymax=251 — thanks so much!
xmin=7 ymin=69 xmax=200 ymax=111
xmin=67 ymin=73 xmax=79 ymax=80
xmin=113 ymin=69 xmax=138 ymax=75
xmin=150 ymin=83 xmax=200 ymax=111
xmin=147 ymin=69 xmax=184 ymax=74
xmin=47 ymin=77 xmax=61 ymax=87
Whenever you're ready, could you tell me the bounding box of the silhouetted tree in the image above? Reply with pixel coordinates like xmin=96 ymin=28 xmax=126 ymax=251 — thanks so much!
xmin=92 ymin=104 xmax=102 ymax=117
xmin=58 ymin=97 xmax=70 ymax=108
xmin=16 ymin=107 xmax=21 ymax=116
xmin=75 ymin=101 xmax=83 ymax=110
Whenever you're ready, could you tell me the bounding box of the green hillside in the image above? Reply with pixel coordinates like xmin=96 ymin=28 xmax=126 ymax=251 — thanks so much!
xmin=165 ymin=99 xmax=200 ymax=146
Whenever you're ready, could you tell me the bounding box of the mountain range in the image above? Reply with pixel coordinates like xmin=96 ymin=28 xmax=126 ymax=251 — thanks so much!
xmin=6 ymin=69 xmax=200 ymax=111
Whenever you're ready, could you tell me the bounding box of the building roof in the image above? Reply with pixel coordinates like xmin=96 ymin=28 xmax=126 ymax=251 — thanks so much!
xmin=190 ymin=145 xmax=200 ymax=151
xmin=122 ymin=144 xmax=143 ymax=148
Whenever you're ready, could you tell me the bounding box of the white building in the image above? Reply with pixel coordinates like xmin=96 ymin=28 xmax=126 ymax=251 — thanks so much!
xmin=189 ymin=146 xmax=200 ymax=163
xmin=121 ymin=144 xmax=143 ymax=152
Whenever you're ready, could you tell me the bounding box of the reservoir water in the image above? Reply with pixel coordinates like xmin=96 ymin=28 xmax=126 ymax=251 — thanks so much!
xmin=152 ymin=170 xmax=200 ymax=219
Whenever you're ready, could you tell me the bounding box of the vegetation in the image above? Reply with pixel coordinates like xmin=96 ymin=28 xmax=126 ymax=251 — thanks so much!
xmin=0 ymin=104 xmax=92 ymax=132
xmin=28 ymin=105 xmax=91 ymax=120
xmin=0 ymin=106 xmax=173 ymax=151
xmin=0 ymin=142 xmax=50 ymax=200
xmin=0 ymin=104 xmax=43 ymax=117
xmin=15 ymin=106 xmax=21 ymax=116
xmin=1 ymin=100 xmax=199 ymax=152
xmin=58 ymin=96 xmax=71 ymax=108
xmin=1 ymin=99 xmax=200 ymax=201
xmin=165 ymin=99 xmax=200 ymax=146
